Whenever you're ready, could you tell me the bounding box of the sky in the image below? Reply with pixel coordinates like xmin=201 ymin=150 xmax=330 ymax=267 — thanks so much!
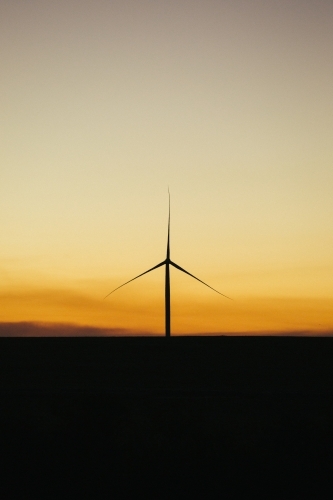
xmin=1 ymin=0 xmax=332 ymax=335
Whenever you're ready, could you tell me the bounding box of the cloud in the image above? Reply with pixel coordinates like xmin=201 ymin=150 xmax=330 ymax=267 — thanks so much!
xmin=0 ymin=322 xmax=156 ymax=337
xmin=0 ymin=322 xmax=332 ymax=337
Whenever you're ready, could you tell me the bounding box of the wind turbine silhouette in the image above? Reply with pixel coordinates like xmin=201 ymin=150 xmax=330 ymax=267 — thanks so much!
xmin=105 ymin=191 xmax=232 ymax=337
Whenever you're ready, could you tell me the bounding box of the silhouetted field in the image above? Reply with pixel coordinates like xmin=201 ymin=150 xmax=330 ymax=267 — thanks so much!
xmin=1 ymin=337 xmax=332 ymax=498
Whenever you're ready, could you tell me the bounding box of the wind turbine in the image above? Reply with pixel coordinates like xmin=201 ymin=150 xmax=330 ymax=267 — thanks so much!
xmin=105 ymin=191 xmax=232 ymax=337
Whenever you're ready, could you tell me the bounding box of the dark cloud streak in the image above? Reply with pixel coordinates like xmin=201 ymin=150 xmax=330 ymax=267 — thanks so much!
xmin=0 ymin=322 xmax=155 ymax=337
xmin=0 ymin=323 xmax=331 ymax=337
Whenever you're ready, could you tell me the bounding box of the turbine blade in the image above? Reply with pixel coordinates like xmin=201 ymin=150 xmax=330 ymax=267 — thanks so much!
xmin=169 ymin=260 xmax=232 ymax=300
xmin=166 ymin=188 xmax=170 ymax=259
xmin=104 ymin=260 xmax=166 ymax=299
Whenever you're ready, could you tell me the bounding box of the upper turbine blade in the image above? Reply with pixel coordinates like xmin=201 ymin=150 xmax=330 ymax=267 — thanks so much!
xmin=169 ymin=260 xmax=232 ymax=300
xmin=166 ymin=188 xmax=170 ymax=260
xmin=104 ymin=260 xmax=166 ymax=299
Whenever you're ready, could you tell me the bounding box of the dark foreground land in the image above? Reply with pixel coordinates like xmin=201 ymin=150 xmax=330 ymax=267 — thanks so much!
xmin=1 ymin=337 xmax=333 ymax=498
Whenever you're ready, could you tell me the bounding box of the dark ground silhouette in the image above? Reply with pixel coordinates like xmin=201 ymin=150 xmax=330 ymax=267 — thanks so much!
xmin=1 ymin=337 xmax=332 ymax=498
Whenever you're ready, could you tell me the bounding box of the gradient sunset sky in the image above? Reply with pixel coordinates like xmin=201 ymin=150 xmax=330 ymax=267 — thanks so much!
xmin=1 ymin=0 xmax=332 ymax=335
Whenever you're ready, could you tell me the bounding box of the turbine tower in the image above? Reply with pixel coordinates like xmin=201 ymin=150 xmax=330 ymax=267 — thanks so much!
xmin=105 ymin=191 xmax=231 ymax=337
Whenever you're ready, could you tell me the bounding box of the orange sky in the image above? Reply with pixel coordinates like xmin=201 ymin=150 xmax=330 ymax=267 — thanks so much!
xmin=1 ymin=0 xmax=332 ymax=335
xmin=1 ymin=266 xmax=332 ymax=335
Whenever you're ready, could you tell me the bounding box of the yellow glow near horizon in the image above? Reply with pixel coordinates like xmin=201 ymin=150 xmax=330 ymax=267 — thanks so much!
xmin=1 ymin=266 xmax=332 ymax=334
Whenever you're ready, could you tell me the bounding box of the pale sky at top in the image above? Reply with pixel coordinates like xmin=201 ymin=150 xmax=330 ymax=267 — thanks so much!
xmin=1 ymin=0 xmax=333 ymax=333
